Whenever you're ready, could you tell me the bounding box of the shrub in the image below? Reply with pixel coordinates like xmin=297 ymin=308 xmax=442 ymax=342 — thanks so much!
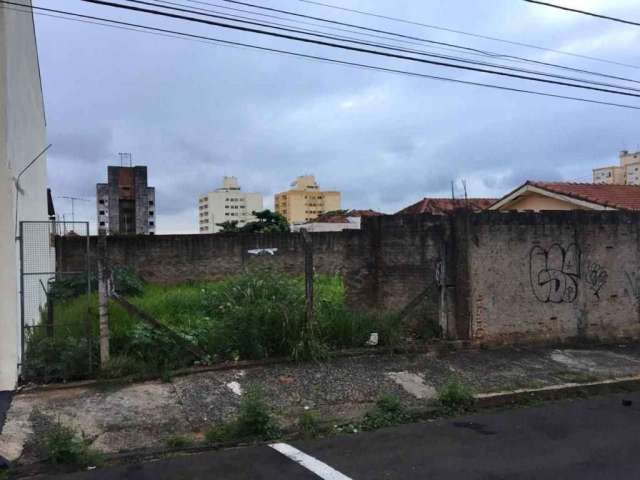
xmin=43 ymin=422 xmax=102 ymax=468
xmin=437 ymin=378 xmax=475 ymax=413
xmin=361 ymin=394 xmax=412 ymax=431
xmin=99 ymin=355 xmax=146 ymax=379
xmin=298 ymin=410 xmax=325 ymax=439
xmin=235 ymin=386 xmax=280 ymax=440
xmin=205 ymin=423 xmax=236 ymax=444
xmin=165 ymin=435 xmax=192 ymax=449
xmin=112 ymin=267 xmax=144 ymax=297
xmin=22 ymin=335 xmax=95 ymax=383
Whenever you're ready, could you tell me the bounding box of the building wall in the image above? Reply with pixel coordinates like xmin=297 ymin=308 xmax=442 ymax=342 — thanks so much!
xmin=499 ymin=194 xmax=588 ymax=212
xmin=199 ymin=190 xmax=262 ymax=233
xmin=56 ymin=211 xmax=640 ymax=348
xmin=274 ymin=175 xmax=341 ymax=224
xmin=593 ymin=151 xmax=640 ymax=184
xmin=467 ymin=212 xmax=640 ymax=344
xmin=0 ymin=1 xmax=48 ymax=391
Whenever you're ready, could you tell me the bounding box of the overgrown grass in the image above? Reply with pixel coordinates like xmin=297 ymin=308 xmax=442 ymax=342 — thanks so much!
xmin=42 ymin=422 xmax=102 ymax=468
xmin=361 ymin=394 xmax=413 ymax=431
xmin=205 ymin=386 xmax=279 ymax=443
xmin=23 ymin=270 xmax=402 ymax=383
xmin=165 ymin=435 xmax=193 ymax=449
xmin=437 ymin=378 xmax=475 ymax=414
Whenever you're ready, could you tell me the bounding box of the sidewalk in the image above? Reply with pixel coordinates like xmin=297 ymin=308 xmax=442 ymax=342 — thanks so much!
xmin=2 ymin=344 xmax=640 ymax=465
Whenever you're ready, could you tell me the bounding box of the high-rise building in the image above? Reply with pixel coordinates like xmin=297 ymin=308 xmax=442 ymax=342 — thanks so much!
xmin=198 ymin=177 xmax=263 ymax=233
xmin=274 ymin=175 xmax=341 ymax=224
xmin=593 ymin=150 xmax=640 ymax=185
xmin=96 ymin=165 xmax=156 ymax=235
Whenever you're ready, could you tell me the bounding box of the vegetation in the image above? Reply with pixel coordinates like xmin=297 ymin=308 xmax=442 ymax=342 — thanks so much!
xmin=24 ymin=269 xmax=400 ymax=383
xmin=217 ymin=209 xmax=290 ymax=233
xmin=437 ymin=378 xmax=475 ymax=413
xmin=165 ymin=435 xmax=193 ymax=449
xmin=42 ymin=422 xmax=102 ymax=468
xmin=361 ymin=394 xmax=412 ymax=431
xmin=297 ymin=410 xmax=326 ymax=439
xmin=206 ymin=386 xmax=279 ymax=443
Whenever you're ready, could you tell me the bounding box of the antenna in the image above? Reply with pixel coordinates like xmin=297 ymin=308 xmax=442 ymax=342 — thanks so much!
xmin=118 ymin=152 xmax=132 ymax=167
xmin=450 ymin=180 xmax=455 ymax=201
xmin=57 ymin=195 xmax=90 ymax=224
xmin=461 ymin=179 xmax=469 ymax=209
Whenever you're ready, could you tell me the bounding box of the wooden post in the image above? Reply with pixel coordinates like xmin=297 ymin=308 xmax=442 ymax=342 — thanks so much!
xmin=98 ymin=236 xmax=110 ymax=367
xmin=301 ymin=229 xmax=314 ymax=327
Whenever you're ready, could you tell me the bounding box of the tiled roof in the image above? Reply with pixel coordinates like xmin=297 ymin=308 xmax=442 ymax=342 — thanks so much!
xmin=396 ymin=198 xmax=497 ymax=215
xmin=527 ymin=181 xmax=640 ymax=211
xmin=310 ymin=209 xmax=385 ymax=223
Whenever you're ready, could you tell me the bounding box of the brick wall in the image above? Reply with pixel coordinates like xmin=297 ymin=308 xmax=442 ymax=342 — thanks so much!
xmin=56 ymin=210 xmax=640 ymax=345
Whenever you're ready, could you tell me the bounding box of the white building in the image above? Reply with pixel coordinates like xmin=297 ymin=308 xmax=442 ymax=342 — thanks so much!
xmin=198 ymin=177 xmax=263 ymax=233
xmin=1 ymin=1 xmax=49 ymax=391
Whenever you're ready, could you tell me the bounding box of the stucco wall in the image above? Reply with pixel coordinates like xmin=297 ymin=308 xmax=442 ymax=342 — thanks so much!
xmin=501 ymin=194 xmax=586 ymax=212
xmin=0 ymin=1 xmax=48 ymax=391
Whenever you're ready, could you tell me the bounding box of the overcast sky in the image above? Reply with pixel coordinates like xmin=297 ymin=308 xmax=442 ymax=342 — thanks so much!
xmin=30 ymin=0 xmax=640 ymax=233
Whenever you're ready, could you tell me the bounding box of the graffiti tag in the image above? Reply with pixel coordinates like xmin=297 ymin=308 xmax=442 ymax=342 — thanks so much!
xmin=529 ymin=243 xmax=581 ymax=303
xmin=585 ymin=263 xmax=608 ymax=299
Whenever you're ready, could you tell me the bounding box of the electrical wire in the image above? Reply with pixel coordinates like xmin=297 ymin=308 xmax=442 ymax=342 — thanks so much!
xmin=5 ymin=1 xmax=639 ymax=110
xmin=523 ymin=0 xmax=640 ymax=27
xmin=79 ymin=0 xmax=640 ymax=98
xmin=292 ymin=0 xmax=640 ymax=69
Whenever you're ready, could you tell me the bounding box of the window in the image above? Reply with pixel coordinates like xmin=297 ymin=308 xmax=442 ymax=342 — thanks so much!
xmin=99 ymin=221 xmax=106 ymax=226
xmin=149 ymin=200 xmax=154 ymax=206
xmin=149 ymin=221 xmax=155 ymax=226
xmin=149 ymin=211 xmax=154 ymax=216
xmin=99 ymin=210 xmax=105 ymax=215
xmin=99 ymin=199 xmax=105 ymax=205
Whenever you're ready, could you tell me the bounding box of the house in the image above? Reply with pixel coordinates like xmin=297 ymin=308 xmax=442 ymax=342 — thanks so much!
xmin=488 ymin=181 xmax=640 ymax=212
xmin=291 ymin=209 xmax=384 ymax=232
xmin=396 ymin=197 xmax=496 ymax=215
xmin=1 ymin=2 xmax=49 ymax=391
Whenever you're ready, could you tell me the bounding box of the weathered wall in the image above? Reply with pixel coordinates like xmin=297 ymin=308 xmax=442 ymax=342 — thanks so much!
xmin=57 ymin=232 xmax=351 ymax=283
xmin=467 ymin=211 xmax=640 ymax=344
xmin=56 ymin=211 xmax=640 ymax=346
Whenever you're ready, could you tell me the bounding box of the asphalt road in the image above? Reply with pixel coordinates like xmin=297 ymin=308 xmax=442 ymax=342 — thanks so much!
xmin=44 ymin=391 xmax=640 ymax=479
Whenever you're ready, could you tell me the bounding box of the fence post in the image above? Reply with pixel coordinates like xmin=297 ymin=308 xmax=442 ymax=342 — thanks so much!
xmin=301 ymin=229 xmax=314 ymax=326
xmin=98 ymin=236 xmax=110 ymax=367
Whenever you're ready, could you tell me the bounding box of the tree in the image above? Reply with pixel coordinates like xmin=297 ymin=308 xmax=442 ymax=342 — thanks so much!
xmin=241 ymin=209 xmax=290 ymax=233
xmin=216 ymin=220 xmax=240 ymax=233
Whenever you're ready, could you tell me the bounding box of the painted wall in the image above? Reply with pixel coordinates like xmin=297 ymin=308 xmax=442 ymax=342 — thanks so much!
xmin=0 ymin=1 xmax=48 ymax=391
xmin=498 ymin=193 xmax=588 ymax=212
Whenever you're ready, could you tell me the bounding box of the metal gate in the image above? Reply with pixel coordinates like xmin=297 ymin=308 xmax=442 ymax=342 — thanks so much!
xmin=18 ymin=221 xmax=92 ymax=380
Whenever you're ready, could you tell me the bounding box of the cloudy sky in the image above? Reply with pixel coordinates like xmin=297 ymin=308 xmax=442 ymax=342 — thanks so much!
xmin=28 ymin=0 xmax=640 ymax=233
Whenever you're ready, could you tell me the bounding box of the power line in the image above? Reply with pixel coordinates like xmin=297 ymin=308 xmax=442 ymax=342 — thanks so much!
xmin=523 ymin=0 xmax=640 ymax=27
xmin=79 ymin=0 xmax=640 ymax=98
xmin=293 ymin=0 xmax=640 ymax=70
xmin=5 ymin=1 xmax=639 ymax=110
xmin=170 ymin=0 xmax=640 ymax=86
xmin=123 ymin=0 xmax=640 ymax=92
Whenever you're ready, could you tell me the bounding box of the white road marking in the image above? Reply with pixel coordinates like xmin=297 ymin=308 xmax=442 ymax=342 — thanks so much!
xmin=270 ymin=442 xmax=353 ymax=480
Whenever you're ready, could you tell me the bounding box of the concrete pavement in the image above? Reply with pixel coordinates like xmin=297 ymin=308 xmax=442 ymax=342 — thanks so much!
xmin=43 ymin=391 xmax=640 ymax=479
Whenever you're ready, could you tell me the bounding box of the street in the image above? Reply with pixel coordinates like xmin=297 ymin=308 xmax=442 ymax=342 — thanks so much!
xmin=45 ymin=391 xmax=640 ymax=479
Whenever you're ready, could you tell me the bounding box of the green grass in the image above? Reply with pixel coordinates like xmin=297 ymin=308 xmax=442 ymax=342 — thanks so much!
xmin=24 ymin=270 xmax=401 ymax=383
xmin=42 ymin=422 xmax=103 ymax=468
xmin=437 ymin=378 xmax=476 ymax=414
xmin=361 ymin=394 xmax=413 ymax=431
xmin=164 ymin=435 xmax=193 ymax=449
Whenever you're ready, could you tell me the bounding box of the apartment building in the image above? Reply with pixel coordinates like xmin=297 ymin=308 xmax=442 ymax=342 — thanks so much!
xmin=96 ymin=165 xmax=156 ymax=235
xmin=198 ymin=177 xmax=263 ymax=233
xmin=274 ymin=175 xmax=341 ymax=224
xmin=593 ymin=150 xmax=640 ymax=185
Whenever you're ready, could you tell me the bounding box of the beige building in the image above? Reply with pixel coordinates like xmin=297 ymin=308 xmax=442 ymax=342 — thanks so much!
xmin=199 ymin=177 xmax=263 ymax=233
xmin=593 ymin=150 xmax=640 ymax=185
xmin=489 ymin=181 xmax=639 ymax=212
xmin=274 ymin=175 xmax=341 ymax=224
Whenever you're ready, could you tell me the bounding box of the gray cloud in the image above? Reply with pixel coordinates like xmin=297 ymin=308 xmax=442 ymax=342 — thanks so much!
xmin=34 ymin=0 xmax=640 ymax=232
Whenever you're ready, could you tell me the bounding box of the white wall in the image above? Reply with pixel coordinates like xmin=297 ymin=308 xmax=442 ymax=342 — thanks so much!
xmin=0 ymin=1 xmax=48 ymax=391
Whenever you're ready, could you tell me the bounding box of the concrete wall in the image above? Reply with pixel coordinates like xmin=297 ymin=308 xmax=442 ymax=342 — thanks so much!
xmin=56 ymin=211 xmax=640 ymax=347
xmin=467 ymin=211 xmax=640 ymax=344
xmin=0 ymin=1 xmax=48 ymax=391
